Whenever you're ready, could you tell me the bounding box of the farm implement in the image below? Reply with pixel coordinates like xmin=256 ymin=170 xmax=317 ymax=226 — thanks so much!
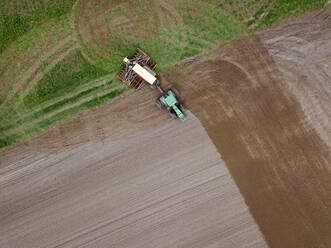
xmin=118 ymin=49 xmax=186 ymax=121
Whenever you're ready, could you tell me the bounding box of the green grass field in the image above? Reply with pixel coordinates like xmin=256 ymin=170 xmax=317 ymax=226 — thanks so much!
xmin=0 ymin=0 xmax=76 ymax=53
xmin=0 ymin=0 xmax=328 ymax=149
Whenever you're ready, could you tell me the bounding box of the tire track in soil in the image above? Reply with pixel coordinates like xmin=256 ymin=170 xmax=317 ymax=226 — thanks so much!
xmin=162 ymin=34 xmax=331 ymax=248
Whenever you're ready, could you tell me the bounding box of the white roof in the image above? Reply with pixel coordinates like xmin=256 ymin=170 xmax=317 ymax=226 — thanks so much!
xmin=132 ymin=64 xmax=157 ymax=85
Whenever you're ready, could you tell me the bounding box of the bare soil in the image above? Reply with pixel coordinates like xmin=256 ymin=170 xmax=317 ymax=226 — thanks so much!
xmin=0 ymin=112 xmax=267 ymax=248
xmin=161 ymin=13 xmax=331 ymax=247
xmin=258 ymin=9 xmax=331 ymax=147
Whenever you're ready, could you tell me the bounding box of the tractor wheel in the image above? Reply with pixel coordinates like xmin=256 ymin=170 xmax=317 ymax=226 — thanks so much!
xmin=156 ymin=99 xmax=165 ymax=110
xmin=171 ymin=88 xmax=179 ymax=98
xmin=170 ymin=110 xmax=178 ymax=119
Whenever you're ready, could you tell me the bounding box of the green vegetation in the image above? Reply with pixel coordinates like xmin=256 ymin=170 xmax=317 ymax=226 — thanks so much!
xmin=0 ymin=50 xmax=125 ymax=147
xmin=0 ymin=0 xmax=76 ymax=54
xmin=218 ymin=0 xmax=328 ymax=29
xmin=0 ymin=16 xmax=74 ymax=107
xmin=0 ymin=0 xmax=328 ymax=149
xmin=23 ymin=51 xmax=107 ymax=107
xmin=81 ymin=0 xmax=247 ymax=73
xmin=260 ymin=0 xmax=328 ymax=27
xmin=0 ymin=87 xmax=125 ymax=148
xmin=140 ymin=3 xmax=246 ymax=71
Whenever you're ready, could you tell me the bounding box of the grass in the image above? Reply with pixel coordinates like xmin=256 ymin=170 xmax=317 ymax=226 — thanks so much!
xmin=0 ymin=0 xmax=329 ymax=149
xmin=0 ymin=51 xmax=118 ymax=133
xmin=247 ymin=0 xmax=275 ymax=26
xmin=23 ymin=51 xmax=107 ymax=107
xmin=216 ymin=0 xmax=328 ymax=29
xmin=0 ymin=12 xmax=74 ymax=111
xmin=0 ymin=87 xmax=125 ymax=148
xmin=83 ymin=0 xmax=247 ymax=72
xmin=260 ymin=0 xmax=328 ymax=27
xmin=0 ymin=0 xmax=76 ymax=54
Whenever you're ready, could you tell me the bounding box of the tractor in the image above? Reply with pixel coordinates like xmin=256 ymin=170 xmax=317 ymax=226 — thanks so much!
xmin=118 ymin=49 xmax=186 ymax=121
xmin=155 ymin=88 xmax=186 ymax=121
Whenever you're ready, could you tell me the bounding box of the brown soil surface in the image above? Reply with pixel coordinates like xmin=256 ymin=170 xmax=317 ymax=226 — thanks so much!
xmin=1 ymin=6 xmax=331 ymax=248
xmin=0 ymin=112 xmax=267 ymax=248
xmin=258 ymin=9 xmax=331 ymax=147
xmin=161 ymin=15 xmax=331 ymax=247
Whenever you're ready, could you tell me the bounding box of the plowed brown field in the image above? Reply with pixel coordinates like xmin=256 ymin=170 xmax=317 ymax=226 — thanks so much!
xmin=163 ymin=33 xmax=331 ymax=248
xmin=1 ymin=7 xmax=331 ymax=248
xmin=0 ymin=112 xmax=268 ymax=248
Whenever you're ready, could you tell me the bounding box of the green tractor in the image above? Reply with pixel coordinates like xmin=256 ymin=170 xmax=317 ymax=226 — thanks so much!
xmin=155 ymin=88 xmax=186 ymax=122
xmin=119 ymin=48 xmax=186 ymax=121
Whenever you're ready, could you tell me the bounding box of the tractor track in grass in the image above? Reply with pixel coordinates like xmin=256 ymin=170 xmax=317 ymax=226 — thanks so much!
xmin=0 ymin=35 xmax=78 ymax=135
xmin=10 ymin=36 xmax=76 ymax=100
xmin=0 ymin=73 xmax=119 ymax=131
xmin=218 ymin=0 xmax=269 ymax=24
xmin=249 ymin=0 xmax=277 ymax=30
xmin=1 ymin=82 xmax=126 ymax=138
xmin=72 ymin=0 xmax=184 ymax=63
xmin=16 ymin=74 xmax=118 ymax=120
xmin=0 ymin=20 xmax=74 ymax=103
xmin=20 ymin=42 xmax=78 ymax=98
